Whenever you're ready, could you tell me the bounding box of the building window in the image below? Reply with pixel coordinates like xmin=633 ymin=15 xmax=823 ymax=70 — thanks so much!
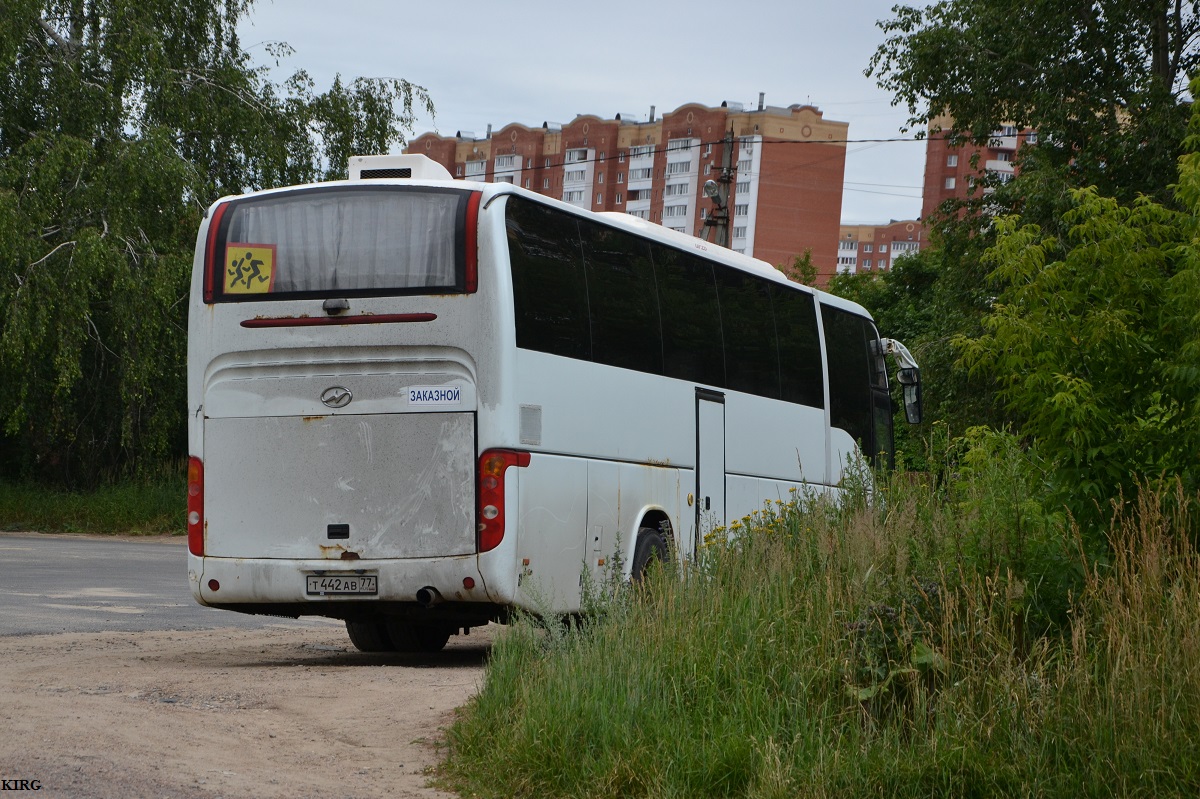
xmin=495 ymin=154 xmax=516 ymax=169
xmin=615 ymin=192 xmax=622 ymax=204
xmin=565 ymin=169 xmax=586 ymax=183
xmin=704 ymin=163 xmax=712 ymax=175
xmin=526 ymin=158 xmax=532 ymax=169
xmin=704 ymin=144 xmax=713 ymax=156
xmin=734 ymin=204 xmax=749 ymax=217
xmin=864 ymin=259 xmax=872 ymax=269
xmin=665 ymin=183 xmax=689 ymax=197
xmin=879 ymin=244 xmax=888 ymax=252
xmin=666 ymin=161 xmax=690 ymax=175
xmin=496 ymin=175 xmax=514 ymax=184
xmin=1027 ymin=131 xmax=1038 ymax=144
xmin=543 ymin=178 xmax=549 ymax=189
xmin=630 ymin=168 xmax=652 ymax=181
xmin=945 ymin=177 xmax=956 ymax=190
xmin=667 ymin=138 xmax=693 ymax=151
xmin=565 ymin=148 xmax=588 ymax=163
xmin=524 ymin=178 xmax=531 ymax=188
xmin=628 ymin=209 xmax=648 ymax=219
xmin=564 ymin=190 xmax=584 ymax=203
xmin=617 ymin=172 xmax=624 ymax=184
xmin=465 ymin=160 xmax=486 ymax=177
xmin=863 ymin=244 xmax=872 ymax=253
xmin=596 ymin=193 xmax=603 ymax=204
xmin=947 ymin=154 xmax=958 ymax=167
xmin=737 ymin=159 xmax=751 ymax=173
xmin=544 ymin=158 xmax=551 ymax=168
xmin=736 ymin=181 xmax=750 ymax=193
xmin=619 ymin=151 xmax=625 ymax=162
xmin=455 ymin=165 xmax=463 ymax=176
xmin=664 ymin=204 xmax=689 ymax=218
xmin=598 ymin=173 xmax=604 ymax=184
xmin=733 ymin=226 xmax=747 ymax=238
xmin=997 ymin=152 xmax=1012 ymax=162
xmin=631 ymin=145 xmax=653 ymax=158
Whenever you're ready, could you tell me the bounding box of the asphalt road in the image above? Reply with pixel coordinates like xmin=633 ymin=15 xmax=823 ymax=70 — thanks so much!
xmin=0 ymin=532 xmax=341 ymax=636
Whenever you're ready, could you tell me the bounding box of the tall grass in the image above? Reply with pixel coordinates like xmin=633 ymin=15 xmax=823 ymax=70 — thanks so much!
xmin=442 ymin=435 xmax=1200 ymax=798
xmin=0 ymin=467 xmax=183 ymax=534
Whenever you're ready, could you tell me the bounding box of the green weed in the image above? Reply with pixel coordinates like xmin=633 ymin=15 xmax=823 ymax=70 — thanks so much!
xmin=0 ymin=466 xmax=182 ymax=535
xmin=441 ymin=434 xmax=1200 ymax=798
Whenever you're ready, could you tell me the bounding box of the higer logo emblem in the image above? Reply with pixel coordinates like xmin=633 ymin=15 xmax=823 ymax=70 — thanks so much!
xmin=320 ymin=386 xmax=353 ymax=409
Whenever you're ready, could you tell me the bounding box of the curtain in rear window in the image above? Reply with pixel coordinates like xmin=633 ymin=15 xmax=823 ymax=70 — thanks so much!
xmin=217 ymin=187 xmax=464 ymax=299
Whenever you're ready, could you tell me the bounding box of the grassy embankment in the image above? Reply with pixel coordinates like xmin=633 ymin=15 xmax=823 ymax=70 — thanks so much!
xmin=443 ymin=433 xmax=1200 ymax=798
xmin=0 ymin=470 xmax=182 ymax=535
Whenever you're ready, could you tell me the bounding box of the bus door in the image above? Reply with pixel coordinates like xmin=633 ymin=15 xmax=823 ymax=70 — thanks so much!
xmin=695 ymin=388 xmax=726 ymax=547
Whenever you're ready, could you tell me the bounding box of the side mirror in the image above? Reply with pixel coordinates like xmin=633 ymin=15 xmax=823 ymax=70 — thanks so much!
xmin=896 ymin=367 xmax=922 ymax=425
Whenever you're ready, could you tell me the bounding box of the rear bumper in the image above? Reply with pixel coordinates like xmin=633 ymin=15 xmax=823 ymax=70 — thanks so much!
xmin=189 ymin=553 xmax=499 ymax=617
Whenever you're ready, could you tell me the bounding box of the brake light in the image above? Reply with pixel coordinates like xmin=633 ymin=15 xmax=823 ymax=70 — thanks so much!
xmin=187 ymin=456 xmax=204 ymax=556
xmin=477 ymin=449 xmax=529 ymax=553
xmin=202 ymin=202 xmax=230 ymax=304
xmin=465 ymin=191 xmax=480 ymax=293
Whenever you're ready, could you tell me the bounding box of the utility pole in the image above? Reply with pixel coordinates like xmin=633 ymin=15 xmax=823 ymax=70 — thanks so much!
xmin=702 ymin=127 xmax=735 ymax=247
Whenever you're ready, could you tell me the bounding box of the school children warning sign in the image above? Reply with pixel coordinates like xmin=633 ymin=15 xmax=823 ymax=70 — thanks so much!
xmin=224 ymin=243 xmax=276 ymax=294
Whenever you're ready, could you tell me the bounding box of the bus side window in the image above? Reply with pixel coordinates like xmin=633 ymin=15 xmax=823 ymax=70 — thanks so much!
xmin=579 ymin=220 xmax=664 ymax=375
xmin=507 ymin=198 xmax=591 ymax=360
xmin=714 ymin=265 xmax=779 ymax=399
xmin=773 ymin=286 xmax=824 ymax=408
xmin=822 ymin=306 xmax=875 ymax=457
xmin=653 ymin=246 xmax=725 ymax=388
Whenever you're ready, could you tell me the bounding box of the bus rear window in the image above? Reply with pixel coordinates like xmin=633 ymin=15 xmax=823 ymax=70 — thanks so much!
xmin=207 ymin=186 xmax=471 ymax=301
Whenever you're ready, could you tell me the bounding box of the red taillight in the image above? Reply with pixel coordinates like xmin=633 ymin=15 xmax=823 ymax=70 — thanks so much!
xmin=187 ymin=456 xmax=204 ymax=556
xmin=464 ymin=191 xmax=480 ymax=294
xmin=202 ymin=203 xmax=229 ymax=304
xmin=477 ymin=449 xmax=529 ymax=553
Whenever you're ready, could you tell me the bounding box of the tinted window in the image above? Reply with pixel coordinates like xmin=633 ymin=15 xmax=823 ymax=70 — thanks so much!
xmin=822 ymin=306 xmax=874 ymax=452
xmin=580 ymin=221 xmax=663 ymax=374
xmin=715 ymin=266 xmax=779 ymax=398
xmin=773 ymin=286 xmax=824 ymax=408
xmin=655 ymin=246 xmax=725 ymax=387
xmin=507 ymin=197 xmax=590 ymax=360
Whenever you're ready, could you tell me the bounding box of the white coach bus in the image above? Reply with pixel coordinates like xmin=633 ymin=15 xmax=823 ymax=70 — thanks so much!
xmin=187 ymin=154 xmax=922 ymax=652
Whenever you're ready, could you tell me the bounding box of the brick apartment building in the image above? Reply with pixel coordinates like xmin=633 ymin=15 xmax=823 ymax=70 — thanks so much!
xmin=830 ymin=115 xmax=1037 ymax=277
xmin=836 ymin=220 xmax=925 ymax=275
xmin=921 ymin=113 xmax=1036 ymax=219
xmin=405 ymin=98 xmax=849 ymax=280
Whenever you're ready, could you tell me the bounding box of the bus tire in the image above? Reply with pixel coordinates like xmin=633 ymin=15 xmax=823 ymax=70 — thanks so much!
xmin=386 ymin=620 xmax=452 ymax=653
xmin=631 ymin=527 xmax=668 ymax=582
xmin=345 ymin=619 xmax=393 ymax=652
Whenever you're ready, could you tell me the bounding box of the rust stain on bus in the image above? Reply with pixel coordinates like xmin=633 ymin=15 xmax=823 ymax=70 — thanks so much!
xmin=301 ymin=416 xmax=325 ymax=423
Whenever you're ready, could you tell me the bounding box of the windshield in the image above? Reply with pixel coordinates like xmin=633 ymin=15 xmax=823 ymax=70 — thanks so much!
xmin=209 ymin=186 xmax=469 ymax=301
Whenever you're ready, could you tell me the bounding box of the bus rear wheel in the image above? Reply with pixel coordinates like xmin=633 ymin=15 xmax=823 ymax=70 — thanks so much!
xmin=631 ymin=527 xmax=668 ymax=582
xmin=345 ymin=619 xmax=393 ymax=652
xmin=386 ymin=620 xmax=452 ymax=653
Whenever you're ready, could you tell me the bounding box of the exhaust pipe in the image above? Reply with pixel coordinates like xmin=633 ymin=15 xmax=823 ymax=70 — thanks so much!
xmin=415 ymin=586 xmax=443 ymax=608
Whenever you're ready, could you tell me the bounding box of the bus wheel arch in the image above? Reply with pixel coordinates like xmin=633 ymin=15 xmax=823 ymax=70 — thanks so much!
xmin=631 ymin=509 xmax=672 ymax=582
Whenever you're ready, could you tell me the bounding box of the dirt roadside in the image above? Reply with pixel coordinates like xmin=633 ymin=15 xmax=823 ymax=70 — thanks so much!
xmin=0 ymin=624 xmax=494 ymax=798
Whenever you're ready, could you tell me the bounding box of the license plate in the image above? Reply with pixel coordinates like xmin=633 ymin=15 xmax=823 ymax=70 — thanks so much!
xmin=306 ymin=574 xmax=378 ymax=596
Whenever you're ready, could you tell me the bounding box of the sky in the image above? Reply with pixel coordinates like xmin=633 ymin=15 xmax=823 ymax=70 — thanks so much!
xmin=238 ymin=0 xmax=930 ymax=225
